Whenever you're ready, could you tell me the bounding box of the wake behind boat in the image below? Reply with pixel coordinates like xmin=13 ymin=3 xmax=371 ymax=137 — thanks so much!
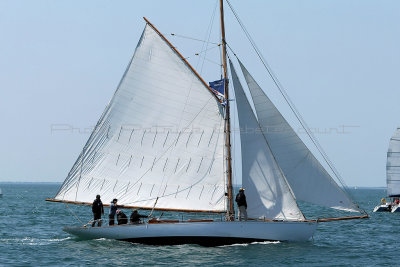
xmin=47 ymin=0 xmax=367 ymax=245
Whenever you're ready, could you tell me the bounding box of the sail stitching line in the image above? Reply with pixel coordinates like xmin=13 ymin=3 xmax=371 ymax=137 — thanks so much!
xmin=145 ymin=6 xmax=222 ymax=208
xmin=147 ymin=25 xmax=210 ymax=206
xmin=55 ymin=42 xmax=137 ymax=200
xmin=122 ymin=97 xmax=224 ymax=208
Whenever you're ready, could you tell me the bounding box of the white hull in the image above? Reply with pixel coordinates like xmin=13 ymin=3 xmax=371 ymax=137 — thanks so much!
xmin=373 ymin=204 xmax=391 ymax=212
xmin=64 ymin=220 xmax=317 ymax=246
xmin=372 ymin=203 xmax=400 ymax=213
xmin=391 ymin=205 xmax=400 ymax=213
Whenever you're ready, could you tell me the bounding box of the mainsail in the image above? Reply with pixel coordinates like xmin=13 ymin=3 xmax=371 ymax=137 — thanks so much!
xmin=230 ymin=60 xmax=304 ymax=220
xmin=236 ymin=60 xmax=359 ymax=212
xmin=387 ymin=128 xmax=400 ymax=197
xmin=54 ymin=23 xmax=227 ymax=212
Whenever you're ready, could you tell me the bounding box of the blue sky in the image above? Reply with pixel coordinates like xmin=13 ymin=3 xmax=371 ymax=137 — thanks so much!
xmin=1 ymin=0 xmax=399 ymax=187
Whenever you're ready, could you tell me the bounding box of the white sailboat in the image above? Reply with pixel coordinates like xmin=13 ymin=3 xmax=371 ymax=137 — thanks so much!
xmin=374 ymin=128 xmax=400 ymax=213
xmin=47 ymin=1 xmax=367 ymax=245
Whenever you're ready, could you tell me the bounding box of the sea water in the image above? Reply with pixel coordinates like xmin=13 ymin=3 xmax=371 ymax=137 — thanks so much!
xmin=0 ymin=183 xmax=396 ymax=266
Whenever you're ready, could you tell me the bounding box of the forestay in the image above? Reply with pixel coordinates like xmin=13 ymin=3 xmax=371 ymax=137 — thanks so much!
xmin=230 ymin=60 xmax=304 ymax=220
xmin=237 ymin=60 xmax=359 ymax=212
xmin=387 ymin=128 xmax=400 ymax=197
xmin=54 ymin=23 xmax=226 ymax=212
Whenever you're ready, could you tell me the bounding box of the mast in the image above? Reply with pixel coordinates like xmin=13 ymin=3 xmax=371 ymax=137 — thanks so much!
xmin=220 ymin=0 xmax=234 ymax=220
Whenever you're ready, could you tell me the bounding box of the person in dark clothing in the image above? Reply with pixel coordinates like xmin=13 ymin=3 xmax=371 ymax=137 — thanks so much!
xmin=116 ymin=210 xmax=128 ymax=225
xmin=92 ymin=195 xmax=104 ymax=227
xmin=109 ymin=198 xmax=118 ymax=226
xmin=130 ymin=209 xmax=148 ymax=224
xmin=235 ymin=188 xmax=247 ymax=221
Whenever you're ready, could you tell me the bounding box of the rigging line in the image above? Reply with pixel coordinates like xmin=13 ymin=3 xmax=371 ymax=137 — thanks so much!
xmin=218 ymin=6 xmax=223 ymax=79
xmin=219 ymin=45 xmax=223 ymax=78
xmin=149 ymin=197 xmax=159 ymax=218
xmin=170 ymin=33 xmax=219 ymax=45
xmin=196 ymin=55 xmax=222 ymax=66
xmin=170 ymin=2 xmax=218 ymax=139
xmin=199 ymin=0 xmax=219 ymax=75
xmin=225 ymin=0 xmax=356 ymax=205
xmin=195 ymin=44 xmax=221 ymax=56
xmin=64 ymin=202 xmax=84 ymax=225
xmin=226 ymin=42 xmax=237 ymax=57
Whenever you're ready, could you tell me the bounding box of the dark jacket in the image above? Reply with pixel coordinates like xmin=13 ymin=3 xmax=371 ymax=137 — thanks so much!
xmin=130 ymin=211 xmax=147 ymax=224
xmin=92 ymin=199 xmax=104 ymax=214
xmin=117 ymin=211 xmax=128 ymax=225
xmin=109 ymin=202 xmax=118 ymax=216
xmin=235 ymin=191 xmax=247 ymax=208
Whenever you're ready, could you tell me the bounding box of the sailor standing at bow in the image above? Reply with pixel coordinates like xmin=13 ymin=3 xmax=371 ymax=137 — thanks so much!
xmin=235 ymin=188 xmax=248 ymax=221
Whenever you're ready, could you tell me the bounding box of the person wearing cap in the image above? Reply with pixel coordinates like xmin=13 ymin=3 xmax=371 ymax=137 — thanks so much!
xmin=130 ymin=209 xmax=148 ymax=224
xmin=91 ymin=195 xmax=104 ymax=227
xmin=235 ymin=188 xmax=248 ymax=221
xmin=109 ymin=198 xmax=118 ymax=226
xmin=116 ymin=210 xmax=128 ymax=225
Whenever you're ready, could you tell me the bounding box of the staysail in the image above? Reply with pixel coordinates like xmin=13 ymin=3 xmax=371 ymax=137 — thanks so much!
xmin=387 ymin=128 xmax=400 ymax=197
xmin=237 ymin=59 xmax=359 ymax=212
xmin=230 ymin=60 xmax=304 ymax=220
xmin=54 ymin=23 xmax=226 ymax=212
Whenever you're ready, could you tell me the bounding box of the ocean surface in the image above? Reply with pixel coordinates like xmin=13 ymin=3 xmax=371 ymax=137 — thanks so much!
xmin=0 ymin=183 xmax=396 ymax=266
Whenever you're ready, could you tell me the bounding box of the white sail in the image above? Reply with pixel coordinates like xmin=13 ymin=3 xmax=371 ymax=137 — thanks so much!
xmin=55 ymin=24 xmax=226 ymax=212
xmin=230 ymin=60 xmax=304 ymax=220
xmin=387 ymin=128 xmax=400 ymax=197
xmin=237 ymin=60 xmax=358 ymax=212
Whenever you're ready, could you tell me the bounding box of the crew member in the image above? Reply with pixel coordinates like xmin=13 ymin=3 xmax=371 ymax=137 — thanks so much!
xmin=92 ymin=195 xmax=104 ymax=227
xmin=235 ymin=188 xmax=248 ymax=221
xmin=109 ymin=198 xmax=118 ymax=226
xmin=130 ymin=209 xmax=148 ymax=224
xmin=117 ymin=210 xmax=128 ymax=225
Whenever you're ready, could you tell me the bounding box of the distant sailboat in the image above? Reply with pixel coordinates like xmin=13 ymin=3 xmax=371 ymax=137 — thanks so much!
xmin=46 ymin=1 xmax=367 ymax=245
xmin=0 ymin=187 xmax=2 ymax=198
xmin=374 ymin=128 xmax=400 ymax=212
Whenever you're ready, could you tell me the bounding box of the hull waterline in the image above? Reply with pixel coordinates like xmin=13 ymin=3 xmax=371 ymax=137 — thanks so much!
xmin=64 ymin=220 xmax=318 ymax=246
